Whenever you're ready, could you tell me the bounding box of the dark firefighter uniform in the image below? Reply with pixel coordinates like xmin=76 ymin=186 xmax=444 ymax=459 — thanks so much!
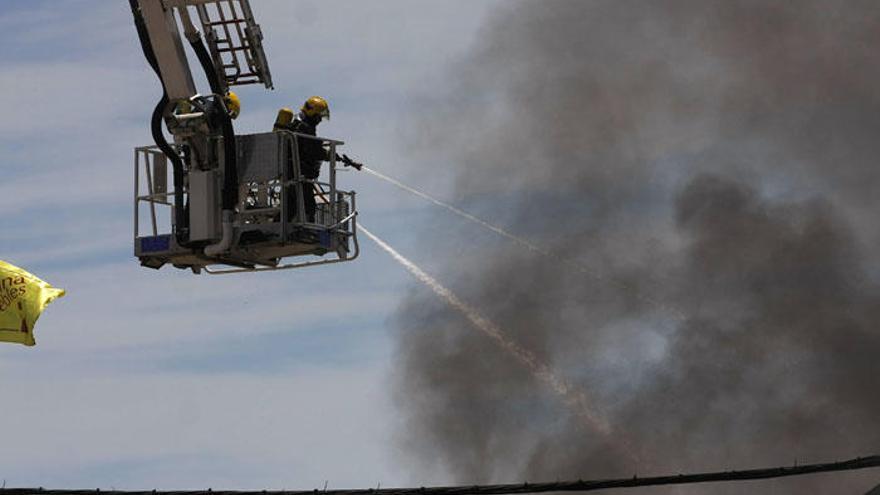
xmin=273 ymin=97 xmax=331 ymax=223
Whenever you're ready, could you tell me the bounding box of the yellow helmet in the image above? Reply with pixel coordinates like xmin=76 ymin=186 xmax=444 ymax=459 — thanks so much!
xmin=301 ymin=96 xmax=330 ymax=120
xmin=274 ymin=107 xmax=295 ymax=129
xmin=224 ymin=91 xmax=241 ymax=119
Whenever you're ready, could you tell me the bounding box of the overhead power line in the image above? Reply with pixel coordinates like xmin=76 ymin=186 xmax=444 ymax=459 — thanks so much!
xmin=5 ymin=455 xmax=879 ymax=495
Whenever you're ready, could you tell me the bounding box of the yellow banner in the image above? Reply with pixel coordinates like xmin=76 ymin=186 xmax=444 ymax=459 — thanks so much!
xmin=0 ymin=260 xmax=65 ymax=346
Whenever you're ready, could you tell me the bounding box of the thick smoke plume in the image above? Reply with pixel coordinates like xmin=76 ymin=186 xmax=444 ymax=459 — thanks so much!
xmin=391 ymin=1 xmax=880 ymax=493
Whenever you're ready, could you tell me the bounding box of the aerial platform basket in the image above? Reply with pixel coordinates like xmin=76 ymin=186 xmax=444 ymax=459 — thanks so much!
xmin=134 ymin=131 xmax=359 ymax=274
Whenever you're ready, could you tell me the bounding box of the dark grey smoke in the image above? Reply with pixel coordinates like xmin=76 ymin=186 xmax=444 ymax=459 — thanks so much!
xmin=393 ymin=1 xmax=880 ymax=493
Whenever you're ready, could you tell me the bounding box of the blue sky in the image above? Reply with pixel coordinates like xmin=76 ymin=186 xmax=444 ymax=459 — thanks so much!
xmin=0 ymin=0 xmax=502 ymax=489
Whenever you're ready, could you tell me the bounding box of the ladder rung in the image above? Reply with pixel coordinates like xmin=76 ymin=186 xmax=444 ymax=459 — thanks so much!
xmin=206 ymin=19 xmax=247 ymax=27
xmin=217 ymin=46 xmax=251 ymax=53
xmin=227 ymin=80 xmax=262 ymax=86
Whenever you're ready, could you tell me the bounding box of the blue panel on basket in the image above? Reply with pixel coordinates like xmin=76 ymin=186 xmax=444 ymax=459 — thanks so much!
xmin=141 ymin=235 xmax=171 ymax=253
xmin=319 ymin=230 xmax=332 ymax=249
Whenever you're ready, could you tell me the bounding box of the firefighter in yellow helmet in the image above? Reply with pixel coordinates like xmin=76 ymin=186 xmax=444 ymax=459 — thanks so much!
xmin=273 ymin=97 xmax=331 ymax=225
xmin=301 ymin=95 xmax=330 ymax=122
xmin=273 ymin=97 xmax=363 ymax=229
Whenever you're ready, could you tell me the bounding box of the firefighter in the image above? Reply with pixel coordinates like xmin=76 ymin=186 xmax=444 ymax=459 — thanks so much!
xmin=274 ymin=97 xmax=331 ymax=224
xmin=274 ymin=97 xmax=364 ymax=226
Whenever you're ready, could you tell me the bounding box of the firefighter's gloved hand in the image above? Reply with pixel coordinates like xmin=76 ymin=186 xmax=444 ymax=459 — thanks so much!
xmin=340 ymin=153 xmax=363 ymax=171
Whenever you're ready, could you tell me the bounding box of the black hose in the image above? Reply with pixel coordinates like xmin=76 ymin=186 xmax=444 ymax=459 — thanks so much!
xmin=190 ymin=37 xmax=238 ymax=211
xmin=151 ymin=95 xmax=189 ymax=244
xmin=128 ymin=0 xmax=159 ymax=75
xmin=129 ymin=0 xmax=191 ymax=245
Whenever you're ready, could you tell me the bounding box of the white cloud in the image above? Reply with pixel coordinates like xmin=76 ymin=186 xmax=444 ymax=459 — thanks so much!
xmin=0 ymin=366 xmax=399 ymax=490
xmin=0 ymin=62 xmax=150 ymax=137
